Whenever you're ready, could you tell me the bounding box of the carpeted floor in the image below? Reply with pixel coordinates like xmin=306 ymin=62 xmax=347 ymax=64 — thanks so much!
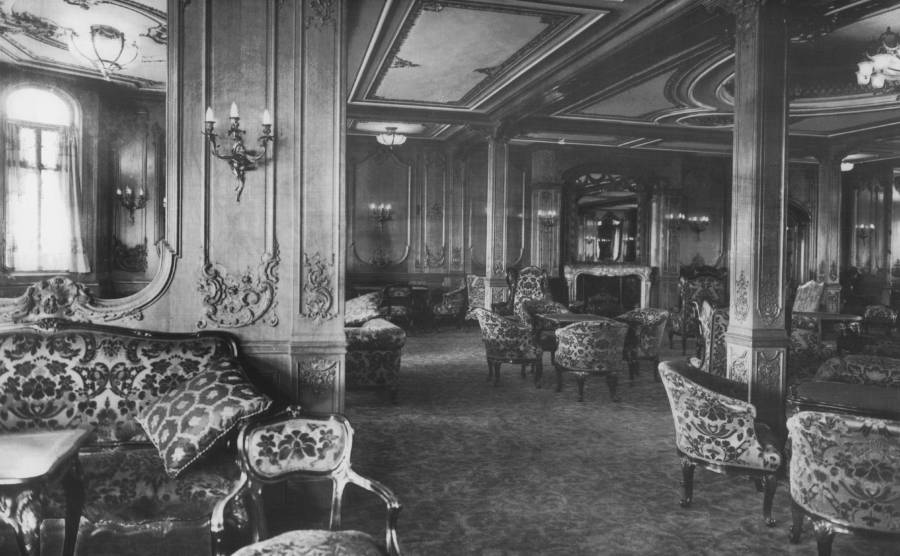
xmin=337 ymin=327 xmax=897 ymax=556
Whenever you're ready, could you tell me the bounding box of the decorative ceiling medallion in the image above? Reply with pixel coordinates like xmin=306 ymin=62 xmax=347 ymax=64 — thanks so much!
xmin=365 ymin=0 xmax=594 ymax=108
xmin=0 ymin=7 xmax=67 ymax=49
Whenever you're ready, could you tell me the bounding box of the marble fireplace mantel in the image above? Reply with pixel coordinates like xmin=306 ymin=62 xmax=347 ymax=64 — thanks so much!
xmin=563 ymin=263 xmax=654 ymax=308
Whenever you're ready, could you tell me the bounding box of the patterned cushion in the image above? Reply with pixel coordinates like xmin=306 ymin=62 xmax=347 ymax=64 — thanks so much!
xmin=138 ymin=360 xmax=272 ymax=477
xmin=465 ymin=275 xmax=486 ymax=318
xmin=473 ymin=308 xmax=541 ymax=362
xmin=345 ymin=318 xmax=406 ymax=351
xmin=0 ymin=329 xmax=234 ymax=445
xmin=814 ymin=355 xmax=900 ymax=387
xmin=244 ymin=418 xmax=349 ymax=478
xmin=617 ymin=308 xmax=669 ymax=360
xmin=232 ymin=529 xmax=385 ymax=556
xmin=788 ymin=411 xmax=900 ymax=534
xmin=659 ymin=362 xmax=781 ymax=472
xmin=344 ymin=292 xmax=384 ymax=326
xmin=554 ymin=319 xmax=628 ymax=373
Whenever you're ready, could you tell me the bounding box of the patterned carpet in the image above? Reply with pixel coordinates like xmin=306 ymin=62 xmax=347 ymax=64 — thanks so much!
xmin=337 ymin=328 xmax=896 ymax=556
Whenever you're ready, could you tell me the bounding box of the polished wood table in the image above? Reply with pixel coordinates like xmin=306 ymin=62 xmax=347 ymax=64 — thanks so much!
xmin=0 ymin=428 xmax=90 ymax=556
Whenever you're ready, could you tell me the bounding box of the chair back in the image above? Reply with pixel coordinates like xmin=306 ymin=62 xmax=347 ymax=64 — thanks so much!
xmin=788 ymin=410 xmax=900 ymax=534
xmin=697 ymin=300 xmax=729 ymax=377
xmin=465 ymin=274 xmax=486 ymax=318
xmin=513 ymin=266 xmax=551 ymax=321
xmin=792 ymin=280 xmax=824 ymax=313
xmin=471 ymin=307 xmax=539 ymax=360
xmin=616 ymin=308 xmax=669 ymax=359
xmin=554 ymin=318 xmax=628 ymax=373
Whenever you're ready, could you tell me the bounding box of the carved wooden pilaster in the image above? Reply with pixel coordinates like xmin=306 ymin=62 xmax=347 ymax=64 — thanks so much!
xmin=724 ymin=0 xmax=788 ymax=432
xmin=815 ymin=151 xmax=843 ymax=312
xmin=484 ymin=138 xmax=509 ymax=308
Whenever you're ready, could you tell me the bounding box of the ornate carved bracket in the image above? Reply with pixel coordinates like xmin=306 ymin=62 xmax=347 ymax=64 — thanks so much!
xmin=297 ymin=358 xmax=337 ymax=399
xmin=0 ymin=276 xmax=143 ymax=323
xmin=303 ymin=252 xmax=337 ymax=321
xmin=197 ymin=245 xmax=280 ymax=329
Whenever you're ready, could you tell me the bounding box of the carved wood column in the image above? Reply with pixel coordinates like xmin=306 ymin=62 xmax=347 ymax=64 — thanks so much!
xmin=815 ymin=151 xmax=843 ymax=312
xmin=723 ymin=0 xmax=789 ymax=431
xmin=292 ymin=0 xmax=345 ymax=413
xmin=484 ymin=137 xmax=510 ymax=308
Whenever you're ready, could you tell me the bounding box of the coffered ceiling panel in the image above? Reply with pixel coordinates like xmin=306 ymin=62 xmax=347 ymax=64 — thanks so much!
xmin=353 ymin=0 xmax=607 ymax=109
xmin=576 ymin=70 xmax=678 ymax=120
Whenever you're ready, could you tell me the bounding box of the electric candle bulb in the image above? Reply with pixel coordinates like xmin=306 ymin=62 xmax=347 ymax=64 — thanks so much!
xmin=115 ymin=188 xmax=122 ymax=196
xmin=204 ymin=106 xmax=215 ymax=123
xmin=230 ymin=102 xmax=239 ymax=118
xmin=262 ymin=109 xmax=272 ymax=126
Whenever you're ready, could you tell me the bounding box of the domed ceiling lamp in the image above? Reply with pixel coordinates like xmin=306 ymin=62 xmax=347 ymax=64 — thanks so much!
xmin=68 ymin=24 xmax=139 ymax=81
xmin=376 ymin=126 xmax=407 ymax=148
xmin=855 ymin=27 xmax=900 ymax=93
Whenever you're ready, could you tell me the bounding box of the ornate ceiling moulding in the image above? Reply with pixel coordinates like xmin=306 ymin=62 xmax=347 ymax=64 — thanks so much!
xmin=197 ymin=246 xmax=280 ymax=329
xmin=0 ymin=276 xmax=143 ymax=323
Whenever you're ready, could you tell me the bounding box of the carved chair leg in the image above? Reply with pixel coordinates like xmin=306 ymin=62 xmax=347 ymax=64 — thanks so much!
xmin=812 ymin=519 xmax=835 ymax=556
xmin=680 ymin=457 xmax=695 ymax=507
xmin=606 ymin=374 xmax=620 ymax=402
xmin=62 ymin=457 xmax=85 ymax=556
xmin=761 ymin=473 xmax=777 ymax=527
xmin=575 ymin=374 xmax=586 ymax=402
xmin=789 ymin=500 xmax=804 ymax=544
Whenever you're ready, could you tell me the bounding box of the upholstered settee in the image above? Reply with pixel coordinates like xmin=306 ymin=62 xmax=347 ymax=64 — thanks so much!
xmin=0 ymin=318 xmax=273 ymax=556
xmin=813 ymin=354 xmax=900 ymax=387
xmin=344 ymin=292 xmax=406 ymax=402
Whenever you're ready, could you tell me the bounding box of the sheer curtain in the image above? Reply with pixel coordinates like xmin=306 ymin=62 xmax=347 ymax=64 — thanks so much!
xmin=3 ymin=122 xmax=90 ymax=272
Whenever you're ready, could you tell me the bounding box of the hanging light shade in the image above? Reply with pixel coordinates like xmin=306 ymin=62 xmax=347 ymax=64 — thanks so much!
xmin=376 ymin=127 xmax=407 ymax=147
xmin=68 ymin=24 xmax=140 ymax=80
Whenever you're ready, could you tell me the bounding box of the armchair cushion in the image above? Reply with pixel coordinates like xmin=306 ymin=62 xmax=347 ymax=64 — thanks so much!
xmin=138 ymin=361 xmax=272 ymax=477
xmin=344 ymin=292 xmax=384 ymax=326
xmin=814 ymin=355 xmax=900 ymax=387
xmin=473 ymin=308 xmax=541 ymax=361
xmin=232 ymin=530 xmax=384 ymax=556
xmin=345 ymin=318 xmax=406 ymax=351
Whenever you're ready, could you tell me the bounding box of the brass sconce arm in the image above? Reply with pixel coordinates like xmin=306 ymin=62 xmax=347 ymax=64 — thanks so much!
xmin=203 ymin=105 xmax=274 ymax=202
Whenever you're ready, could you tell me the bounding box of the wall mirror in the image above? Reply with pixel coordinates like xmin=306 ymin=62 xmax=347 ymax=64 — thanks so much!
xmin=0 ymin=0 xmax=174 ymax=310
xmin=569 ymin=171 xmax=644 ymax=264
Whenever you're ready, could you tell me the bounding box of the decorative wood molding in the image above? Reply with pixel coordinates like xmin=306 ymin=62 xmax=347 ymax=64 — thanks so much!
xmin=351 ymin=241 xmax=411 ymax=268
xmin=297 ymin=358 xmax=337 ymax=399
xmin=197 ymin=245 xmax=280 ymax=329
xmin=424 ymin=244 xmax=446 ymax=268
xmin=302 ymin=252 xmax=337 ymax=321
xmin=757 ymin=267 xmax=783 ymax=325
xmin=755 ymin=349 xmax=784 ymax=391
xmin=734 ymin=269 xmax=749 ymax=322
xmin=728 ymin=347 xmax=750 ymax=384
xmin=113 ymin=237 xmax=149 ymax=273
xmin=305 ymin=0 xmax=336 ymax=29
xmin=0 ymin=276 xmax=144 ymax=323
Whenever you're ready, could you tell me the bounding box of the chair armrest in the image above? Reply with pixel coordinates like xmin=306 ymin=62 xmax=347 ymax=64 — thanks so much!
xmin=348 ymin=469 xmax=402 ymax=556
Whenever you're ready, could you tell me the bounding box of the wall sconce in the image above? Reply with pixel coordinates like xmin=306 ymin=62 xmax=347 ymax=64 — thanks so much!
xmin=687 ymin=215 xmax=710 ymax=239
xmin=115 ymin=186 xmax=147 ymax=224
xmin=203 ymin=102 xmax=274 ymax=202
xmin=856 ymin=223 xmax=876 ymax=239
xmin=369 ymin=202 xmax=393 ymax=230
xmin=537 ymin=209 xmax=558 ymax=231
xmin=665 ymin=212 xmax=686 ymax=230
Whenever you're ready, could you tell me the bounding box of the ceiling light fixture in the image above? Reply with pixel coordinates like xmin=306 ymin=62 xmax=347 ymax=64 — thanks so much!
xmin=855 ymin=27 xmax=900 ymax=93
xmin=68 ymin=24 xmax=139 ymax=81
xmin=840 ymin=161 xmax=855 ymax=172
xmin=376 ymin=127 xmax=407 ymax=148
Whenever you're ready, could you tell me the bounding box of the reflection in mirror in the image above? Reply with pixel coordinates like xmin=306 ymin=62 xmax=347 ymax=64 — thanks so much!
xmin=574 ymin=173 xmax=639 ymax=263
xmin=0 ymin=0 xmax=166 ymax=298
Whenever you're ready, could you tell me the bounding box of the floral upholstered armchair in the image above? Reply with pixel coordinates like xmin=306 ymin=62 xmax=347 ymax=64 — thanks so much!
xmin=695 ymin=300 xmax=729 ymax=377
xmin=344 ymin=292 xmax=406 ymax=402
xmin=813 ymin=354 xmax=900 ymax=387
xmin=658 ymin=360 xmax=782 ymax=526
xmin=464 ymin=274 xmax=486 ymax=320
xmin=862 ymin=303 xmax=898 ymax=335
xmin=472 ymin=308 xmax=542 ymax=387
xmin=667 ymin=268 xmax=727 ymax=355
xmin=787 ymin=411 xmax=900 ymax=555
xmin=430 ymin=282 xmax=467 ymax=329
xmin=553 ymin=318 xmax=628 ymax=402
xmin=228 ymin=409 xmax=401 ymax=556
xmin=615 ymin=308 xmax=669 ymax=382
xmin=512 ymin=266 xmax=570 ymax=325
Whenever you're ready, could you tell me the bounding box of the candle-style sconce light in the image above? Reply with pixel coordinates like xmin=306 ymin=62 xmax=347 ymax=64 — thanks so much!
xmin=856 ymin=223 xmax=876 ymax=239
xmin=369 ymin=202 xmax=393 ymax=230
xmin=665 ymin=212 xmax=686 ymax=230
xmin=687 ymin=214 xmax=710 ymax=239
xmin=538 ymin=209 xmax=558 ymax=231
xmin=202 ymin=102 xmax=274 ymax=202
xmin=115 ymin=186 xmax=147 ymax=224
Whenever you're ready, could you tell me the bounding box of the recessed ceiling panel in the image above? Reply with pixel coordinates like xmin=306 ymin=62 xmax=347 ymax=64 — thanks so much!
xmin=790 ymin=108 xmax=900 ymax=134
xmin=363 ymin=0 xmax=605 ymax=108
xmin=576 ymin=70 xmax=677 ymax=119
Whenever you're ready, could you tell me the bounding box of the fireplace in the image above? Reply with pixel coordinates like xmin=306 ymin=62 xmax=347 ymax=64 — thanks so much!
xmin=563 ymin=264 xmax=654 ymax=310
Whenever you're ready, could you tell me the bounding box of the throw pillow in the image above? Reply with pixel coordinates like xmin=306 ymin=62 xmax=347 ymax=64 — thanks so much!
xmin=345 ymin=291 xmax=384 ymax=326
xmin=137 ymin=359 xmax=272 ymax=477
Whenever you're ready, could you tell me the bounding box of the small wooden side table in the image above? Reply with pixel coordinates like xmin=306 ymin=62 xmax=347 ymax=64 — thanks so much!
xmin=0 ymin=428 xmax=90 ymax=556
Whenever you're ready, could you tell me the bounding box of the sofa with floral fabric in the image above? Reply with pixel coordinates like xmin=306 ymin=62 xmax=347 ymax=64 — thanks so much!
xmin=344 ymin=292 xmax=406 ymax=402
xmin=0 ymin=318 xmax=273 ymax=556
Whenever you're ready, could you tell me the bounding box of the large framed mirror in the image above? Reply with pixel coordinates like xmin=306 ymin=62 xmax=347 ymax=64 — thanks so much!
xmin=568 ymin=171 xmax=645 ymax=264
xmin=0 ymin=0 xmax=178 ymax=320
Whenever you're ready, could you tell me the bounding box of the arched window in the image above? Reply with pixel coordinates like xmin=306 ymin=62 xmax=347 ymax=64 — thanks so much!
xmin=2 ymin=86 xmax=89 ymax=272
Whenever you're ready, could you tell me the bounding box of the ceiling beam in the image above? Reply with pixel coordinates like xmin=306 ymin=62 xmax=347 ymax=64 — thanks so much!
xmin=347 ymin=103 xmax=493 ymax=126
xmin=516 ymin=116 xmax=733 ymax=143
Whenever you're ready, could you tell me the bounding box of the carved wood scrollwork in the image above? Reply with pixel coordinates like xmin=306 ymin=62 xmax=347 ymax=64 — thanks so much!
xmin=297 ymin=358 xmax=337 ymax=399
xmin=303 ymin=252 xmax=337 ymax=321
xmin=305 ymin=0 xmax=335 ymax=29
xmin=197 ymin=245 xmax=280 ymax=329
xmin=0 ymin=276 xmax=143 ymax=323
xmin=728 ymin=347 xmax=750 ymax=385
xmin=757 ymin=267 xmax=783 ymax=325
xmin=424 ymin=245 xmax=446 ymax=268
xmin=734 ymin=270 xmax=749 ymax=322
xmin=755 ymin=350 xmax=784 ymax=390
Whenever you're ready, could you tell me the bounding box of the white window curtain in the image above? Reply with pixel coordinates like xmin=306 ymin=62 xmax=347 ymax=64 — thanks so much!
xmin=4 ymin=122 xmax=90 ymax=273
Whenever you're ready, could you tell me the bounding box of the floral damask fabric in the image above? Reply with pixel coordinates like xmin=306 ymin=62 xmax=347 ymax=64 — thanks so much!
xmin=788 ymin=411 xmax=900 ymax=533
xmin=231 ymin=529 xmax=385 ymax=556
xmin=138 ymin=362 xmax=272 ymax=477
xmin=669 ymin=275 xmax=727 ymax=339
xmin=659 ymin=362 xmax=781 ymax=472
xmin=554 ymin=319 xmax=628 ymax=374
xmin=513 ymin=266 xmax=557 ymax=324
xmin=697 ymin=301 xmax=729 ymax=377
xmin=814 ymin=355 xmax=900 ymax=387
xmin=345 ymin=318 xmax=406 ymax=351
xmin=863 ymin=304 xmax=899 ymax=332
xmin=245 ymin=418 xmax=349 ymax=478
xmin=617 ymin=308 xmax=669 ymax=361
xmin=344 ymin=292 xmax=385 ymax=327
xmin=473 ymin=308 xmax=541 ymax=361
xmin=465 ymin=275 xmax=486 ymax=319
xmin=0 ymin=330 xmax=234 ymax=445
xmin=792 ymin=280 xmax=824 ymax=313
xmin=345 ymin=319 xmax=405 ymax=394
